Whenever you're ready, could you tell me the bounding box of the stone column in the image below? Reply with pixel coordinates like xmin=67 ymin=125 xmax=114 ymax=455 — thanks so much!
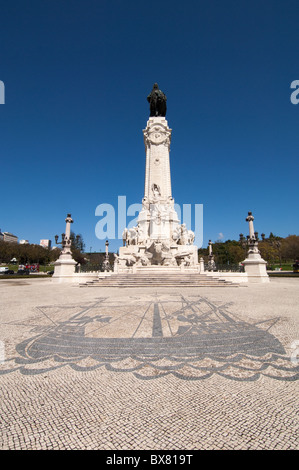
xmin=137 ymin=116 xmax=180 ymax=243
xmin=242 ymin=212 xmax=269 ymax=283
xmin=246 ymin=211 xmax=255 ymax=239
xmin=102 ymin=240 xmax=111 ymax=272
xmin=53 ymin=213 xmax=77 ymax=282
xmin=208 ymin=240 xmax=216 ymax=271
xmin=61 ymin=214 xmax=73 ymax=256
xmin=143 ymin=116 xmax=172 ymax=202
xmin=208 ymin=240 xmax=212 ymax=256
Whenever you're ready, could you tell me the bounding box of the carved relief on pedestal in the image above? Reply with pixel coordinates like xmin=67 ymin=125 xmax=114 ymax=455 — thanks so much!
xmin=143 ymin=120 xmax=171 ymax=149
xmin=151 ymin=183 xmax=161 ymax=201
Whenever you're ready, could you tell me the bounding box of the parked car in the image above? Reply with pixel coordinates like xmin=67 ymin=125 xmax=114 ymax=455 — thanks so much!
xmin=17 ymin=269 xmax=30 ymax=275
xmin=6 ymin=270 xmax=15 ymax=275
xmin=0 ymin=267 xmax=9 ymax=274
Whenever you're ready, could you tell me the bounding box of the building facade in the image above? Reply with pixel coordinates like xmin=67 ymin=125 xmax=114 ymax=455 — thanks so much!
xmin=3 ymin=232 xmax=18 ymax=243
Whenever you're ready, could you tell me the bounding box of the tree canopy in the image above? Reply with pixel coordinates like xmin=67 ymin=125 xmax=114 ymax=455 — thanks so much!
xmin=0 ymin=241 xmax=60 ymax=265
xmin=0 ymin=232 xmax=87 ymax=265
xmin=1 ymin=232 xmax=298 ymax=267
xmin=198 ymin=234 xmax=299 ymax=266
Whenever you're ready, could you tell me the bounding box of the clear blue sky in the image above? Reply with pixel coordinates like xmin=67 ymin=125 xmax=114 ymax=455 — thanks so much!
xmin=0 ymin=0 xmax=298 ymax=253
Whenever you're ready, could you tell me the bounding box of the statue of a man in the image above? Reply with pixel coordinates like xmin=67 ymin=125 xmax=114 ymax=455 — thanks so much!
xmin=147 ymin=83 xmax=167 ymax=117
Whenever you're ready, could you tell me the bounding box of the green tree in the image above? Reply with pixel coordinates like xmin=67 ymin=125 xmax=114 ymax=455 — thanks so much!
xmin=281 ymin=235 xmax=299 ymax=261
xmin=68 ymin=231 xmax=86 ymax=264
xmin=227 ymin=243 xmax=244 ymax=264
xmin=258 ymin=242 xmax=278 ymax=265
xmin=70 ymin=232 xmax=85 ymax=252
xmin=0 ymin=241 xmax=60 ymax=265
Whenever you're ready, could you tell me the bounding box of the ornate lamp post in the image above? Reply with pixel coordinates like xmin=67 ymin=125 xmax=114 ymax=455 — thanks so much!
xmin=102 ymin=239 xmax=111 ymax=272
xmin=207 ymin=240 xmax=216 ymax=271
xmin=242 ymin=211 xmax=269 ymax=283
xmin=53 ymin=213 xmax=77 ymax=281
xmin=55 ymin=214 xmax=73 ymax=256
xmin=244 ymin=212 xmax=261 ymax=256
xmin=239 ymin=233 xmax=247 ymax=259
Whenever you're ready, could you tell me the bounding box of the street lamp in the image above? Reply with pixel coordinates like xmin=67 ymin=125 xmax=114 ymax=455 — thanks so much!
xmin=53 ymin=214 xmax=77 ymax=278
xmin=54 ymin=214 xmax=74 ymax=256
xmin=239 ymin=233 xmax=247 ymax=258
xmin=102 ymin=239 xmax=111 ymax=272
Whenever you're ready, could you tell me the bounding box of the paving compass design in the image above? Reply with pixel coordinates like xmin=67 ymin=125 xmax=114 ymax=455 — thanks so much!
xmin=1 ymin=295 xmax=298 ymax=381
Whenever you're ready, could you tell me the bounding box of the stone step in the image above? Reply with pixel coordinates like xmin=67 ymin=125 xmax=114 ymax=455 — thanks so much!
xmin=79 ymin=272 xmax=238 ymax=287
xmin=82 ymin=283 xmax=237 ymax=287
xmin=100 ymin=280 xmax=226 ymax=282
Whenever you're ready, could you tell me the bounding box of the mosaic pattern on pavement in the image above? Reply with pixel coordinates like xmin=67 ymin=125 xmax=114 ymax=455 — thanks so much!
xmin=1 ymin=294 xmax=298 ymax=381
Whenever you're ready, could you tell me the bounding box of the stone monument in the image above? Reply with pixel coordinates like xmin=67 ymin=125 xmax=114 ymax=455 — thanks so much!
xmin=207 ymin=240 xmax=216 ymax=271
xmin=52 ymin=213 xmax=77 ymax=281
xmin=242 ymin=211 xmax=269 ymax=283
xmin=115 ymin=84 xmax=198 ymax=272
xmin=102 ymin=240 xmax=112 ymax=272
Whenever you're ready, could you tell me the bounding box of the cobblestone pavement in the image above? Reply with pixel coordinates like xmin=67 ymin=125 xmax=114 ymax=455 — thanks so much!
xmin=0 ymin=277 xmax=298 ymax=450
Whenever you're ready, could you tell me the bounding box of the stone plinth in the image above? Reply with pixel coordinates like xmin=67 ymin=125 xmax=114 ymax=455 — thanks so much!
xmin=52 ymin=255 xmax=77 ymax=283
xmin=242 ymin=255 xmax=269 ymax=283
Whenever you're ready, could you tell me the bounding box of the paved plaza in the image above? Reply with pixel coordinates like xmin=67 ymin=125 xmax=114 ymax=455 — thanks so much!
xmin=0 ymin=277 xmax=298 ymax=450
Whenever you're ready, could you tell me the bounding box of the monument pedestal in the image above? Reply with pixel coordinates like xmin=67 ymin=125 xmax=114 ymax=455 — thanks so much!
xmin=242 ymin=255 xmax=269 ymax=283
xmin=53 ymin=255 xmax=77 ymax=281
